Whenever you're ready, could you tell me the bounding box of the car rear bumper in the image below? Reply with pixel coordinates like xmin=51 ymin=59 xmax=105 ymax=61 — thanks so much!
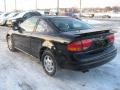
xmin=59 ymin=46 xmax=117 ymax=71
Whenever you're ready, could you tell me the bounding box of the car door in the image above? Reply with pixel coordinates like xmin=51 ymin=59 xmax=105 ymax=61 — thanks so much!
xmin=30 ymin=19 xmax=54 ymax=58
xmin=13 ymin=16 xmax=39 ymax=54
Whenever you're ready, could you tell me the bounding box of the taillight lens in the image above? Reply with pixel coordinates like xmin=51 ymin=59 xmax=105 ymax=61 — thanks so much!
xmin=67 ymin=39 xmax=93 ymax=52
xmin=106 ymin=34 xmax=114 ymax=43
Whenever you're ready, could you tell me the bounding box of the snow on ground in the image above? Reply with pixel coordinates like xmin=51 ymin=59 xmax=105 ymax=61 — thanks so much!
xmin=83 ymin=18 xmax=120 ymax=29
xmin=94 ymin=13 xmax=120 ymax=18
xmin=83 ymin=19 xmax=105 ymax=25
xmin=0 ymin=21 xmax=120 ymax=90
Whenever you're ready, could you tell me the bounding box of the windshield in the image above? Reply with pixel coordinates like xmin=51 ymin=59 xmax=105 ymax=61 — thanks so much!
xmin=0 ymin=13 xmax=9 ymax=18
xmin=5 ymin=12 xmax=18 ymax=18
xmin=50 ymin=17 xmax=92 ymax=32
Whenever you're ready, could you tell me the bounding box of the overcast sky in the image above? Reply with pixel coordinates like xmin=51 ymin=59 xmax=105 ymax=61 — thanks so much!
xmin=0 ymin=0 xmax=120 ymax=11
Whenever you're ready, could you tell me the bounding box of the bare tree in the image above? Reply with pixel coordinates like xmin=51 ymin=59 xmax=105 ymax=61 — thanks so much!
xmin=112 ymin=6 xmax=120 ymax=12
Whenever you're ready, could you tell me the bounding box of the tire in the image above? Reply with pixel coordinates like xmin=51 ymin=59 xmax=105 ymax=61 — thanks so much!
xmin=41 ymin=49 xmax=59 ymax=76
xmin=7 ymin=36 xmax=16 ymax=52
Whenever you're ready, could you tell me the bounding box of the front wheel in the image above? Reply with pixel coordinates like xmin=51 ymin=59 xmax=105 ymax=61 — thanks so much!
xmin=7 ymin=36 xmax=16 ymax=52
xmin=41 ymin=50 xmax=59 ymax=76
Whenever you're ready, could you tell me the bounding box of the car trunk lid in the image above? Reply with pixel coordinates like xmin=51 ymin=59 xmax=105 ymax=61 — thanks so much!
xmin=64 ymin=29 xmax=114 ymax=53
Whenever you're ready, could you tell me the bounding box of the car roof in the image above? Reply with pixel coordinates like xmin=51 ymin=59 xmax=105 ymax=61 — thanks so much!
xmin=43 ymin=16 xmax=69 ymax=18
xmin=36 ymin=16 xmax=71 ymax=20
xmin=9 ymin=11 xmax=40 ymax=20
xmin=14 ymin=11 xmax=31 ymax=18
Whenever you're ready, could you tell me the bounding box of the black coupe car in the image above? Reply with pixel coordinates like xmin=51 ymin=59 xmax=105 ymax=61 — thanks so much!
xmin=6 ymin=16 xmax=117 ymax=76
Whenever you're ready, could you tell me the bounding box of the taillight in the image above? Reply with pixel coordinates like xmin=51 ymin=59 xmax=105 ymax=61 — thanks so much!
xmin=106 ymin=34 xmax=114 ymax=43
xmin=67 ymin=39 xmax=93 ymax=52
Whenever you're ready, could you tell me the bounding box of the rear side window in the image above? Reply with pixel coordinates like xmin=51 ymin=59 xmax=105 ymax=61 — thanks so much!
xmin=36 ymin=19 xmax=53 ymax=33
xmin=31 ymin=12 xmax=41 ymax=16
xmin=23 ymin=13 xmax=32 ymax=19
xmin=20 ymin=17 xmax=39 ymax=32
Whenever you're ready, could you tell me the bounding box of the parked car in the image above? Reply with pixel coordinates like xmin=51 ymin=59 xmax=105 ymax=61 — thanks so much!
xmin=6 ymin=16 xmax=117 ymax=76
xmin=102 ymin=15 xmax=111 ymax=18
xmin=6 ymin=11 xmax=42 ymax=27
xmin=1 ymin=12 xmax=19 ymax=26
xmin=0 ymin=12 xmax=3 ymax=15
xmin=65 ymin=12 xmax=80 ymax=19
xmin=0 ymin=13 xmax=10 ymax=25
xmin=94 ymin=14 xmax=111 ymax=18
xmin=81 ymin=14 xmax=94 ymax=18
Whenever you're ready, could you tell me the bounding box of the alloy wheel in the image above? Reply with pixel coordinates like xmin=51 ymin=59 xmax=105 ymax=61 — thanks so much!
xmin=43 ymin=55 xmax=55 ymax=73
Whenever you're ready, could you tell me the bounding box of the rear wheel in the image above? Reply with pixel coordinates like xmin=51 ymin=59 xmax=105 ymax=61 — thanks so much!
xmin=7 ymin=36 xmax=16 ymax=52
xmin=41 ymin=50 xmax=59 ymax=76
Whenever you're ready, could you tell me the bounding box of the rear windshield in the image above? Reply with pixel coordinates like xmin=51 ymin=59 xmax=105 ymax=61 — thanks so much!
xmin=50 ymin=17 xmax=92 ymax=32
xmin=31 ymin=12 xmax=41 ymax=16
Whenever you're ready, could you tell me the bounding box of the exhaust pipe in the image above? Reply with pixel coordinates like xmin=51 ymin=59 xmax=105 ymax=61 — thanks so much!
xmin=82 ymin=70 xmax=89 ymax=73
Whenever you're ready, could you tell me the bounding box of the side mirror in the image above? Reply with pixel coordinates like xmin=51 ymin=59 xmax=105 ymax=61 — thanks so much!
xmin=12 ymin=25 xmax=19 ymax=30
xmin=12 ymin=25 xmax=23 ymax=33
xmin=18 ymin=18 xmax=24 ymax=22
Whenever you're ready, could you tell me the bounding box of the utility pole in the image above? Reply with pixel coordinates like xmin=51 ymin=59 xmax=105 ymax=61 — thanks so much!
xmin=36 ymin=0 xmax=37 ymax=10
xmin=80 ymin=0 xmax=82 ymax=17
xmin=57 ymin=0 xmax=59 ymax=15
xmin=15 ymin=0 xmax=16 ymax=10
xmin=4 ymin=0 xmax=6 ymax=12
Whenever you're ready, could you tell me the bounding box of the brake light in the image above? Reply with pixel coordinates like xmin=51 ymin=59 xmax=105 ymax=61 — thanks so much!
xmin=82 ymin=39 xmax=93 ymax=50
xmin=67 ymin=39 xmax=93 ymax=52
xmin=106 ymin=34 xmax=114 ymax=43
